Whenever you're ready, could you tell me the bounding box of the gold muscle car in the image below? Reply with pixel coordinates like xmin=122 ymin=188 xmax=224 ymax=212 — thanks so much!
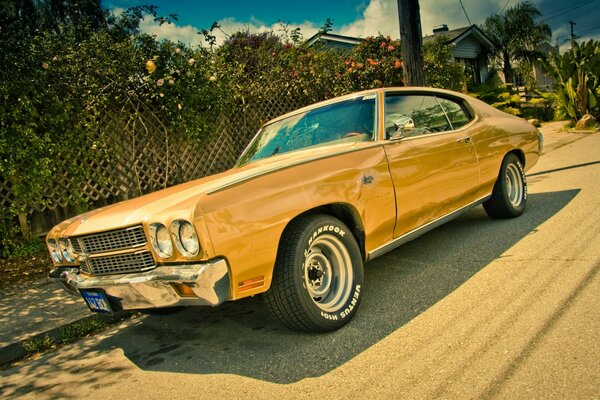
xmin=47 ymin=87 xmax=543 ymax=332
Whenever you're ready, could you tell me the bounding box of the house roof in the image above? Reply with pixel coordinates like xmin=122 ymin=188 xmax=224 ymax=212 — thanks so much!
xmin=423 ymin=25 xmax=495 ymax=50
xmin=306 ymin=32 xmax=364 ymax=47
xmin=307 ymin=25 xmax=496 ymax=53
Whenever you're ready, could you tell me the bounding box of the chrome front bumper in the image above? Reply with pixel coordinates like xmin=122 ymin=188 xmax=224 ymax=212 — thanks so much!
xmin=50 ymin=258 xmax=231 ymax=311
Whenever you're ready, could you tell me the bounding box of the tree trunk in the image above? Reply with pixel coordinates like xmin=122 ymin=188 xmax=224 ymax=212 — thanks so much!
xmin=398 ymin=0 xmax=425 ymax=86
xmin=503 ymin=51 xmax=513 ymax=85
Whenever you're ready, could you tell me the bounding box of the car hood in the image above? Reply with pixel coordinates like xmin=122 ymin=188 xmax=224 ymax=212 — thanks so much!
xmin=50 ymin=141 xmax=372 ymax=237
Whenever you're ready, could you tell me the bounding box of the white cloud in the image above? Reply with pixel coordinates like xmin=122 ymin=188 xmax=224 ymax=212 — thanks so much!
xmin=133 ymin=12 xmax=320 ymax=47
xmin=139 ymin=15 xmax=205 ymax=47
xmin=115 ymin=0 xmax=523 ymax=46
xmin=338 ymin=0 xmax=398 ymax=38
xmin=338 ymin=0 xmax=516 ymax=38
xmin=195 ymin=17 xmax=321 ymax=45
xmin=337 ymin=0 xmax=510 ymax=39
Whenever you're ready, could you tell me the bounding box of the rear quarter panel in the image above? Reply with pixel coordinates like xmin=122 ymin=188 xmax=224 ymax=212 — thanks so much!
xmin=469 ymin=98 xmax=541 ymax=198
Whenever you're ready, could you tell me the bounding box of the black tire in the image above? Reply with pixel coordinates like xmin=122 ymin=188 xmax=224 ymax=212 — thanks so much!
xmin=483 ymin=153 xmax=527 ymax=219
xmin=264 ymin=214 xmax=364 ymax=332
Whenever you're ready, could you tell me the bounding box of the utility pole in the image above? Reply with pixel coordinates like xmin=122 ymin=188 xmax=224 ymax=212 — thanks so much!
xmin=398 ymin=0 xmax=425 ymax=86
xmin=569 ymin=20 xmax=576 ymax=48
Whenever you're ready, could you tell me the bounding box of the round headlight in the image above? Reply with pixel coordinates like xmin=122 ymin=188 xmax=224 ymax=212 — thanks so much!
xmin=59 ymin=238 xmax=76 ymax=263
xmin=177 ymin=221 xmax=199 ymax=256
xmin=48 ymin=239 xmax=62 ymax=263
xmin=151 ymin=223 xmax=173 ymax=258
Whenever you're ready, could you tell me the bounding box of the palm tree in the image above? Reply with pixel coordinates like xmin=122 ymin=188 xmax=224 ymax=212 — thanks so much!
xmin=484 ymin=1 xmax=551 ymax=85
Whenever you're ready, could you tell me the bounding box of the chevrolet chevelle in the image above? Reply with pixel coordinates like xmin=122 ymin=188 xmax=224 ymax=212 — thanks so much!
xmin=47 ymin=87 xmax=543 ymax=332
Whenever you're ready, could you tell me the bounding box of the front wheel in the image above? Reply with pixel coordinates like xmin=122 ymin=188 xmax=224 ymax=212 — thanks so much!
xmin=264 ymin=214 xmax=364 ymax=332
xmin=484 ymin=153 xmax=527 ymax=219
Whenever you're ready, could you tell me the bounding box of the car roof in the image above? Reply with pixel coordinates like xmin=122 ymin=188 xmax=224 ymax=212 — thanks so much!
xmin=263 ymin=87 xmax=474 ymax=126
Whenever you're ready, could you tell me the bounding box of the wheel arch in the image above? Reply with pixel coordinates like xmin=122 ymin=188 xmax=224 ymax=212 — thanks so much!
xmin=508 ymin=148 xmax=526 ymax=168
xmin=281 ymin=203 xmax=366 ymax=261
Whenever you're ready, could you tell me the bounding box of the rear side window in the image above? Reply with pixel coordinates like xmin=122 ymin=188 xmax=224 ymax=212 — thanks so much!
xmin=437 ymin=97 xmax=472 ymax=130
xmin=384 ymin=93 xmax=473 ymax=138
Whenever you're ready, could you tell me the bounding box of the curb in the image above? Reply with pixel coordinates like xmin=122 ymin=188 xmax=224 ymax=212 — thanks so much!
xmin=0 ymin=311 xmax=129 ymax=367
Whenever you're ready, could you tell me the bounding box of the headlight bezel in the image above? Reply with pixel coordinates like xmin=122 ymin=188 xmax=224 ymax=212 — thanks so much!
xmin=171 ymin=220 xmax=200 ymax=257
xmin=59 ymin=238 xmax=76 ymax=263
xmin=149 ymin=223 xmax=174 ymax=258
xmin=47 ymin=239 xmax=63 ymax=263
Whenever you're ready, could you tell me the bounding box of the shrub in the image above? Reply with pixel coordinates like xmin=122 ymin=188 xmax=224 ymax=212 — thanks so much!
xmin=343 ymin=35 xmax=404 ymax=90
xmin=423 ymin=36 xmax=465 ymax=91
xmin=542 ymin=39 xmax=600 ymax=121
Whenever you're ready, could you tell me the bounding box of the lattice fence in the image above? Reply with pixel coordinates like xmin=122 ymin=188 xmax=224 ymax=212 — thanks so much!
xmin=1 ymin=95 xmax=308 ymax=236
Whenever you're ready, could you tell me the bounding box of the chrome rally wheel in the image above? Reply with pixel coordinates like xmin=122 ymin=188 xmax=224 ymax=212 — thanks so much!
xmin=484 ymin=153 xmax=527 ymax=219
xmin=265 ymin=214 xmax=364 ymax=332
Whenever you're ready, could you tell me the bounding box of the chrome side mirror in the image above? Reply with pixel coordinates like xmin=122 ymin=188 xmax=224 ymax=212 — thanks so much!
xmin=390 ymin=116 xmax=415 ymax=140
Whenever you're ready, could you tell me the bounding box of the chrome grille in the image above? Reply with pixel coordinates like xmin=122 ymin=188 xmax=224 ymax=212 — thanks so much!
xmin=71 ymin=239 xmax=83 ymax=254
xmin=84 ymin=251 xmax=155 ymax=276
xmin=73 ymin=226 xmax=147 ymax=255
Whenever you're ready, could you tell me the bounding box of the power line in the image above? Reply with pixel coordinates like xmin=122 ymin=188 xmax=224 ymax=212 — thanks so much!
xmin=541 ymin=0 xmax=593 ymax=18
xmin=499 ymin=0 xmax=511 ymax=14
xmin=541 ymin=0 xmax=596 ymax=22
xmin=458 ymin=0 xmax=472 ymax=25
xmin=578 ymin=26 xmax=600 ymax=36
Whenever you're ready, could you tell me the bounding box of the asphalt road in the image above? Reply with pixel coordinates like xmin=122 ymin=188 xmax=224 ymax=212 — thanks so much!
xmin=1 ymin=127 xmax=599 ymax=399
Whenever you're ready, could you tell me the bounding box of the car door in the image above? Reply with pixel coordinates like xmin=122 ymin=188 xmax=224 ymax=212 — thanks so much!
xmin=382 ymin=92 xmax=480 ymax=238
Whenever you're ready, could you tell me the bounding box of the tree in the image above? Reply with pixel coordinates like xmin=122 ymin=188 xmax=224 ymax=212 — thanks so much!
xmin=423 ymin=36 xmax=465 ymax=91
xmin=542 ymin=39 xmax=600 ymax=121
xmin=397 ymin=0 xmax=424 ymax=86
xmin=484 ymin=1 xmax=551 ymax=85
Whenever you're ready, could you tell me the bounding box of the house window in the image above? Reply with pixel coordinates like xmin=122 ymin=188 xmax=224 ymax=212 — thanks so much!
xmin=456 ymin=58 xmax=481 ymax=85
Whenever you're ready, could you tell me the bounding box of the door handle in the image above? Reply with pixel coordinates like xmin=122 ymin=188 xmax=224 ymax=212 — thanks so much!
xmin=457 ymin=137 xmax=471 ymax=144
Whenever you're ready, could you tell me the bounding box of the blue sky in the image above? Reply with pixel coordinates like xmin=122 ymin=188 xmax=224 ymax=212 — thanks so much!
xmin=104 ymin=0 xmax=600 ymax=51
xmin=106 ymin=0 xmax=368 ymax=29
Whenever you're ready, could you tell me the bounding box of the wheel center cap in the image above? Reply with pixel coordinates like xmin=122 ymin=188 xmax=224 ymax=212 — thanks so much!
xmin=307 ymin=264 xmax=325 ymax=283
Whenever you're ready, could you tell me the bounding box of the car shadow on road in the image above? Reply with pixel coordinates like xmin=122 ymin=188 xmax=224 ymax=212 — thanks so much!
xmin=84 ymin=189 xmax=580 ymax=383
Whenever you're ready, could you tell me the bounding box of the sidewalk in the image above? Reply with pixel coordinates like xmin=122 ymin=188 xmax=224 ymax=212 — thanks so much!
xmin=0 ymin=278 xmax=95 ymax=365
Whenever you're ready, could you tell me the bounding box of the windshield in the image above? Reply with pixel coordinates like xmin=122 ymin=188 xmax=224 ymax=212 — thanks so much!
xmin=236 ymin=94 xmax=376 ymax=166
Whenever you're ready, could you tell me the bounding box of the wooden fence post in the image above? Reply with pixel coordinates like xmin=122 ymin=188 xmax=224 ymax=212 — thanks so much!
xmin=18 ymin=212 xmax=31 ymax=240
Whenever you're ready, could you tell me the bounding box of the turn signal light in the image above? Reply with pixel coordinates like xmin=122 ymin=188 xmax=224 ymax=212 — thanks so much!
xmin=238 ymin=276 xmax=265 ymax=292
xmin=171 ymin=283 xmax=197 ymax=297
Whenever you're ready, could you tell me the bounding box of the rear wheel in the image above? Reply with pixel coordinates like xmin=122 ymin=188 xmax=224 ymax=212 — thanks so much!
xmin=484 ymin=153 xmax=527 ymax=219
xmin=264 ymin=214 xmax=364 ymax=332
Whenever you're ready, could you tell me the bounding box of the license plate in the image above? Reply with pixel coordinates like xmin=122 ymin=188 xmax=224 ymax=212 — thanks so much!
xmin=80 ymin=290 xmax=112 ymax=313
